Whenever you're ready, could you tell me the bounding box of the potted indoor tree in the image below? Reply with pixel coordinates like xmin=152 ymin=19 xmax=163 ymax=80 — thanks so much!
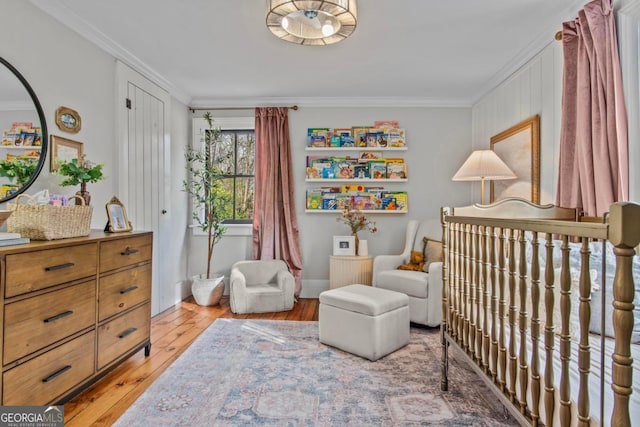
xmin=55 ymin=155 xmax=105 ymax=205
xmin=183 ymin=112 xmax=230 ymax=306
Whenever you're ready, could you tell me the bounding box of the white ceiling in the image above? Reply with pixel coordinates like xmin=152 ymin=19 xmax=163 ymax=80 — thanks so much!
xmin=30 ymin=0 xmax=583 ymax=107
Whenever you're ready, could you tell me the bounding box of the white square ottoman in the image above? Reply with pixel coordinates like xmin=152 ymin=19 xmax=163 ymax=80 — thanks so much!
xmin=319 ymin=284 xmax=410 ymax=361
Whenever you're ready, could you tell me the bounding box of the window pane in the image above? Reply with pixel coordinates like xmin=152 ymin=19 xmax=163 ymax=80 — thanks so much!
xmin=215 ymin=178 xmax=235 ymax=220
xmin=216 ymin=132 xmax=235 ymax=175
xmin=234 ymin=177 xmax=254 ymax=220
xmin=236 ymin=132 xmax=255 ymax=175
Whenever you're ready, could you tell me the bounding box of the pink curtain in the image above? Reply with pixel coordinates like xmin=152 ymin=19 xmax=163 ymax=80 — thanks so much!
xmin=556 ymin=0 xmax=628 ymax=217
xmin=253 ymin=107 xmax=303 ymax=296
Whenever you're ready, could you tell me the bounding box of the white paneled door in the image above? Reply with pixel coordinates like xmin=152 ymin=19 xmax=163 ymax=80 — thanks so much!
xmin=116 ymin=61 xmax=171 ymax=316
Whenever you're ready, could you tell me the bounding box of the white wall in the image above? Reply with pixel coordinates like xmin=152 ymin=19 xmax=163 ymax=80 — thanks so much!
xmin=0 ymin=0 xmax=117 ymax=217
xmin=472 ymin=3 xmax=640 ymax=205
xmin=617 ymin=1 xmax=640 ymax=202
xmin=188 ymin=107 xmax=473 ymax=297
xmin=472 ymin=42 xmax=562 ymax=205
xmin=0 ymin=0 xmax=190 ymax=314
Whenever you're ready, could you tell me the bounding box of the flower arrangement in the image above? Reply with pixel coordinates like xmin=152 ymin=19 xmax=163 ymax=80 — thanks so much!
xmin=337 ymin=203 xmax=377 ymax=234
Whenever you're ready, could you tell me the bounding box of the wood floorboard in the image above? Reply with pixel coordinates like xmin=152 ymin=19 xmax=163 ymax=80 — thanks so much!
xmin=63 ymin=297 xmax=319 ymax=425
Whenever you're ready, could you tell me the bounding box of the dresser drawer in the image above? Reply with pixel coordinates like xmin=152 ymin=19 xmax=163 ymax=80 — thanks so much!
xmin=99 ymin=264 xmax=151 ymax=322
xmin=97 ymin=302 xmax=150 ymax=369
xmin=100 ymin=235 xmax=152 ymax=273
xmin=2 ymin=331 xmax=95 ymax=406
xmin=5 ymin=243 xmax=97 ymax=298
xmin=3 ymin=280 xmax=96 ymax=364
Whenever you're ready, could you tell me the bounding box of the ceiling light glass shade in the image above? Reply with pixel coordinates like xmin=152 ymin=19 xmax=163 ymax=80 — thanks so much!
xmin=266 ymin=0 xmax=357 ymax=45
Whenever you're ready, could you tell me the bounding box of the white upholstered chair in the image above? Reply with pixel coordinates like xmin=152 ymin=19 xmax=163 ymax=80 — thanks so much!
xmin=229 ymin=260 xmax=295 ymax=314
xmin=372 ymin=219 xmax=443 ymax=327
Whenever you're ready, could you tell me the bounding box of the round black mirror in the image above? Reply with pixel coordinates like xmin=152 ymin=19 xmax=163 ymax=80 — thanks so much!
xmin=0 ymin=57 xmax=48 ymax=203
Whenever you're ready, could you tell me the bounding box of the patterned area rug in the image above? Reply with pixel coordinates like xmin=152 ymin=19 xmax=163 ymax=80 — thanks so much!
xmin=114 ymin=319 xmax=517 ymax=426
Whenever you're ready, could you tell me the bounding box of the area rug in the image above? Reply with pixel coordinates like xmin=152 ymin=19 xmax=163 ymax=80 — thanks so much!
xmin=114 ymin=319 xmax=517 ymax=426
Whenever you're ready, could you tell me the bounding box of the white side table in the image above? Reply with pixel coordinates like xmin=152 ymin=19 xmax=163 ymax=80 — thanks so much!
xmin=329 ymin=255 xmax=373 ymax=289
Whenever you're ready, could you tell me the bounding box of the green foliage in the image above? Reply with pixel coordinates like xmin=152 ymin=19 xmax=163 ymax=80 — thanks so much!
xmin=183 ymin=112 xmax=229 ymax=279
xmin=0 ymin=158 xmax=38 ymax=185
xmin=55 ymin=156 xmax=105 ymax=187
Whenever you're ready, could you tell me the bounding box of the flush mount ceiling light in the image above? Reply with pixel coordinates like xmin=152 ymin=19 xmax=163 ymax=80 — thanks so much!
xmin=266 ymin=0 xmax=357 ymax=45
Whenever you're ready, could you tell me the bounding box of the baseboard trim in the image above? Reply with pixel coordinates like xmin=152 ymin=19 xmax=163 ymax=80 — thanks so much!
xmin=300 ymin=279 xmax=328 ymax=298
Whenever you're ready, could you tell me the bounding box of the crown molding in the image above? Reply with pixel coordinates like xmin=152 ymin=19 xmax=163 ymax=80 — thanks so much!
xmin=471 ymin=0 xmax=586 ymax=105
xmin=189 ymin=96 xmax=473 ymax=109
xmin=29 ymin=0 xmax=191 ymax=105
xmin=617 ymin=0 xmax=640 ymax=17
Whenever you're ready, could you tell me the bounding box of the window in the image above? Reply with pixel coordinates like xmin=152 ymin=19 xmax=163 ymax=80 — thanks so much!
xmin=216 ymin=129 xmax=255 ymax=223
xmin=192 ymin=116 xmax=255 ymax=226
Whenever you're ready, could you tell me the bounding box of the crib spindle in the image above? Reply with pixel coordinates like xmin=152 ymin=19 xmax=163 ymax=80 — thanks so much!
xmin=470 ymin=225 xmax=478 ymax=360
xmin=450 ymin=222 xmax=458 ymax=339
xmin=559 ymin=235 xmax=572 ymax=426
xmin=543 ymin=233 xmax=556 ymax=427
xmin=457 ymin=223 xmax=464 ymax=344
xmin=577 ymin=238 xmax=592 ymax=426
xmin=508 ymin=228 xmax=518 ymax=402
xmin=482 ymin=226 xmax=490 ymax=373
xmin=490 ymin=226 xmax=499 ymax=381
xmin=441 ymin=209 xmax=449 ymax=392
xmin=608 ymin=201 xmax=640 ymax=427
xmin=464 ymin=224 xmax=471 ymax=355
xmin=530 ymin=231 xmax=541 ymax=426
xmin=518 ymin=230 xmax=529 ymax=414
xmin=498 ymin=227 xmax=508 ymax=392
xmin=474 ymin=225 xmax=484 ymax=364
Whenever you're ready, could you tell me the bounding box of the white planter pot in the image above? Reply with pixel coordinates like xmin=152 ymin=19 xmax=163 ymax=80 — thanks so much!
xmin=191 ymin=274 xmax=225 ymax=306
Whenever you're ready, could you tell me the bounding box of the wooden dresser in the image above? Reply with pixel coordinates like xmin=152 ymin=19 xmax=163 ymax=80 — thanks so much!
xmin=0 ymin=230 xmax=152 ymax=405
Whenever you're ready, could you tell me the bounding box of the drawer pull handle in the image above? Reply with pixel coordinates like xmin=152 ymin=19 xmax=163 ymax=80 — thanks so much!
xmin=44 ymin=310 xmax=74 ymax=323
xmin=119 ymin=327 xmax=137 ymax=339
xmin=44 ymin=262 xmax=75 ymax=272
xmin=120 ymin=285 xmax=139 ymax=294
xmin=42 ymin=365 xmax=72 ymax=383
xmin=121 ymin=248 xmax=139 ymax=256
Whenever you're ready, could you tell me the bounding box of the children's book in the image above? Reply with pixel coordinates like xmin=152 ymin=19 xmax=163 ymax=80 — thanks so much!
xmin=388 ymin=129 xmax=405 ymax=147
xmin=359 ymin=152 xmax=382 ymax=162
xmin=307 ymin=128 xmax=330 ymax=147
xmin=368 ymin=160 xmax=387 ymax=179
xmin=352 ymin=127 xmax=369 ymax=147
xmin=0 ymin=237 xmax=30 ymax=247
xmin=365 ymin=132 xmax=381 ymax=147
xmin=374 ymin=120 xmax=399 ymax=129
xmin=385 ymin=159 xmax=407 ymax=179
xmin=306 ymin=190 xmax=323 ymax=209
xmin=0 ymin=232 xmax=21 ymax=241
xmin=352 ymin=164 xmax=369 ymax=179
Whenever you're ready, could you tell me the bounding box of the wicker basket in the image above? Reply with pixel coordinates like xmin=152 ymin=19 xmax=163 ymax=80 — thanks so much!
xmin=7 ymin=194 xmax=92 ymax=240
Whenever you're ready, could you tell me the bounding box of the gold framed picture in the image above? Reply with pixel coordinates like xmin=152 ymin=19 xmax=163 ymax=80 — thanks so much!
xmin=490 ymin=115 xmax=540 ymax=204
xmin=55 ymin=106 xmax=81 ymax=134
xmin=105 ymin=196 xmax=132 ymax=233
xmin=50 ymin=135 xmax=83 ymax=172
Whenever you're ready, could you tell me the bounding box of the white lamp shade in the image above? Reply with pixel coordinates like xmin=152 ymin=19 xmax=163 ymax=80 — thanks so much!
xmin=452 ymin=150 xmax=516 ymax=181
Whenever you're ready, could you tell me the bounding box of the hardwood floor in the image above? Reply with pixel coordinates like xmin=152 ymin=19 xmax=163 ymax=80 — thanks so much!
xmin=63 ymin=297 xmax=319 ymax=426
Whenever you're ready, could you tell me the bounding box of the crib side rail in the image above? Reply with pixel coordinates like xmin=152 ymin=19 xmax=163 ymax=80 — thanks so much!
xmin=441 ymin=201 xmax=639 ymax=427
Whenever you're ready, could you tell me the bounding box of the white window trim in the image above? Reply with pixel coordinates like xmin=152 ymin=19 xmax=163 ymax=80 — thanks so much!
xmin=189 ymin=223 xmax=252 ymax=237
xmin=190 ymin=116 xmax=255 ymax=236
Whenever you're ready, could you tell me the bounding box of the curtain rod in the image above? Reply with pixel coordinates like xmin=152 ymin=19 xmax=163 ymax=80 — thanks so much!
xmin=189 ymin=105 xmax=298 ymax=113
xmin=555 ymin=30 xmax=562 ymax=40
